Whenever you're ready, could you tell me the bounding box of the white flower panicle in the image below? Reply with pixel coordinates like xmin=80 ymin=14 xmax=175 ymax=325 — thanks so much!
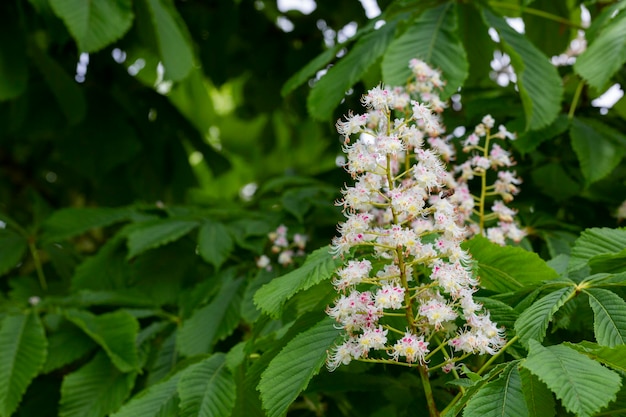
xmin=258 ymin=225 xmax=308 ymax=270
xmin=326 ymin=59 xmax=505 ymax=372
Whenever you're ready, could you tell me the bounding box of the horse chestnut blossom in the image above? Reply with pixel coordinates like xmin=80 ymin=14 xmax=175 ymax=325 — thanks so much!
xmin=326 ymin=60 xmax=507 ymax=373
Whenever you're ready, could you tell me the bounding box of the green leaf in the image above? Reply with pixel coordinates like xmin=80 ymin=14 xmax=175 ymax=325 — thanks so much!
xmin=523 ymin=0 xmax=571 ymax=57
xmin=382 ymin=3 xmax=468 ymax=98
xmin=307 ymin=20 xmax=397 ymax=120
xmin=281 ymin=43 xmax=344 ymax=97
xmin=49 ymin=0 xmax=134 ymax=52
xmin=42 ymin=207 xmax=135 ymax=243
xmin=458 ymin=3 xmax=495 ymax=87
xmin=513 ymin=114 xmax=570 ymax=154
xmin=574 ymin=10 xmax=626 ymax=90
xmin=177 ymin=354 xmax=236 ymax=417
xmin=463 ymin=235 xmax=558 ymax=293
xmin=0 ymin=313 xmax=47 ymax=417
xmin=463 ymin=362 xmax=528 ymax=417
xmin=0 ymin=229 xmax=28 ymax=277
xmin=588 ymin=249 xmax=626 ymax=274
xmin=258 ymin=316 xmax=341 ymax=417
xmin=177 ymin=276 xmax=244 ymax=357
xmin=71 ymin=236 xmax=130 ymax=291
xmin=519 ymin=367 xmax=556 ymax=417
xmin=0 ymin=8 xmax=28 ymax=101
xmin=42 ymin=323 xmax=96 ymax=374
xmin=483 ymin=9 xmax=562 ymax=130
xmin=522 ymin=341 xmax=622 ymax=417
xmin=64 ymin=309 xmax=139 ymax=372
xmin=110 ymin=369 xmax=181 ymax=417
xmin=59 ymin=352 xmax=136 ymax=417
xmin=254 ymin=246 xmax=343 ymax=318
xmin=565 ymin=341 xmax=626 ymax=372
xmin=140 ymin=0 xmax=194 ymax=81
xmin=568 ymin=228 xmax=626 ymax=273
xmin=514 ymin=286 xmax=575 ymax=346
xmin=198 ymin=221 xmax=234 ymax=270
xmin=126 ymin=219 xmax=199 ymax=259
xmin=570 ymin=117 xmax=626 ymax=186
xmin=585 ymin=288 xmax=626 ymax=347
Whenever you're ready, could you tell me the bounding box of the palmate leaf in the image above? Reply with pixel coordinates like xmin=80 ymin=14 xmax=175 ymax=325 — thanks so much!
xmin=177 ymin=276 xmax=244 ymax=357
xmin=59 ymin=352 xmax=136 ymax=417
xmin=307 ymin=20 xmax=397 ymax=120
xmin=64 ymin=309 xmax=139 ymax=372
xmin=568 ymin=228 xmax=626 ymax=273
xmin=110 ymin=370 xmax=181 ymax=417
xmin=177 ymin=354 xmax=236 ymax=417
xmin=0 ymin=229 xmax=28 ymax=277
xmin=254 ymin=246 xmax=343 ymax=318
xmin=0 ymin=312 xmax=47 ymax=417
xmin=41 ymin=206 xmax=135 ymax=243
xmin=565 ymin=341 xmax=626 ymax=372
xmin=258 ymin=316 xmax=341 ymax=417
xmin=519 ymin=367 xmax=556 ymax=417
xmin=382 ymin=2 xmax=468 ymax=98
xmin=584 ymin=288 xmax=626 ymax=346
xmin=49 ymin=0 xmax=133 ymax=52
xmin=570 ymin=118 xmax=626 ymax=186
xmin=463 ymin=235 xmax=558 ymax=293
xmin=514 ymin=286 xmax=575 ymax=347
xmin=126 ymin=218 xmax=199 ymax=259
xmin=482 ymin=9 xmax=562 ymax=130
xmin=522 ymin=341 xmax=622 ymax=417
xmin=463 ymin=362 xmax=528 ymax=417
xmin=197 ymin=221 xmax=234 ymax=270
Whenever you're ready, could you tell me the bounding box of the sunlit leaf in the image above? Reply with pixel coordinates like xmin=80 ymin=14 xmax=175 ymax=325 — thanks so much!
xmin=464 ymin=362 xmax=528 ymax=417
xmin=515 ymin=286 xmax=575 ymax=346
xmin=568 ymin=228 xmax=626 ymax=273
xmin=585 ymin=288 xmax=626 ymax=347
xmin=126 ymin=219 xmax=199 ymax=259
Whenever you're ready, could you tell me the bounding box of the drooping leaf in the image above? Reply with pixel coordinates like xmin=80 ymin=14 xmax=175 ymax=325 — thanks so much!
xmin=42 ymin=323 xmax=96 ymax=374
xmin=254 ymin=246 xmax=343 ymax=318
xmin=307 ymin=19 xmax=397 ymax=120
xmin=574 ymin=10 xmax=626 ymax=90
xmin=463 ymin=362 xmax=528 ymax=417
xmin=463 ymin=235 xmax=558 ymax=293
xmin=41 ymin=207 xmax=135 ymax=243
xmin=126 ymin=218 xmax=199 ymax=259
xmin=110 ymin=369 xmax=181 ymax=417
xmin=197 ymin=221 xmax=234 ymax=270
xmin=59 ymin=352 xmax=136 ymax=417
xmin=177 ymin=276 xmax=244 ymax=357
xmin=258 ymin=316 xmax=341 ymax=417
xmin=49 ymin=0 xmax=134 ymax=52
xmin=522 ymin=341 xmax=622 ymax=417
xmin=570 ymin=117 xmax=626 ymax=186
xmin=382 ymin=3 xmax=468 ymax=98
xmin=177 ymin=354 xmax=236 ymax=417
xmin=483 ymin=9 xmax=562 ymax=130
xmin=519 ymin=367 xmax=556 ymax=417
xmin=568 ymin=228 xmax=626 ymax=273
xmin=514 ymin=286 xmax=575 ymax=346
xmin=64 ymin=309 xmax=139 ymax=372
xmin=565 ymin=341 xmax=626 ymax=372
xmin=585 ymin=288 xmax=626 ymax=347
xmin=0 ymin=229 xmax=28 ymax=277
xmin=139 ymin=0 xmax=194 ymax=81
xmin=0 ymin=313 xmax=47 ymax=417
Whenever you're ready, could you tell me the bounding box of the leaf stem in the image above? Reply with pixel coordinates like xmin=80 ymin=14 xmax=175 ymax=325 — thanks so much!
xmin=568 ymin=79 xmax=585 ymax=119
xmin=489 ymin=2 xmax=585 ymax=29
xmin=419 ymin=365 xmax=440 ymax=417
xmin=29 ymin=239 xmax=47 ymax=291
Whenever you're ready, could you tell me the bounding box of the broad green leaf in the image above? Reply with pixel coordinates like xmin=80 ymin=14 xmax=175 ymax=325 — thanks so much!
xmin=307 ymin=20 xmax=397 ymax=120
xmin=474 ymin=297 xmax=518 ymax=329
xmin=49 ymin=0 xmax=134 ymax=52
xmin=531 ymin=163 xmax=580 ymax=202
xmin=565 ymin=341 xmax=626 ymax=372
xmin=254 ymin=246 xmax=343 ymax=318
xmin=463 ymin=362 xmax=528 ymax=417
xmin=523 ymin=0 xmax=571 ymax=57
xmin=0 ymin=229 xmax=28 ymax=277
xmin=588 ymin=249 xmax=626 ymax=274
xmin=177 ymin=276 xmax=244 ymax=357
xmin=42 ymin=323 xmax=96 ymax=374
xmin=126 ymin=219 xmax=199 ymax=259
xmin=64 ymin=309 xmax=139 ymax=372
xmin=241 ymin=269 xmax=276 ymax=324
xmin=483 ymin=9 xmax=562 ymax=130
xmin=513 ymin=114 xmax=569 ymax=154
xmin=178 ymin=354 xmax=236 ymax=417
xmin=111 ymin=370 xmax=181 ymax=417
xmin=0 ymin=313 xmax=47 ymax=417
xmin=514 ymin=286 xmax=575 ymax=346
xmin=519 ymin=367 xmax=556 ymax=417
xmin=570 ymin=117 xmax=626 ymax=186
xmin=258 ymin=316 xmax=341 ymax=417
xmin=198 ymin=221 xmax=234 ymax=270
xmin=574 ymin=11 xmax=626 ymax=90
xmin=382 ymin=3 xmax=468 ymax=98
xmin=140 ymin=0 xmax=194 ymax=81
xmin=522 ymin=341 xmax=621 ymax=417
xmin=146 ymin=331 xmax=177 ymax=387
xmin=27 ymin=42 xmax=86 ymax=125
xmin=42 ymin=207 xmax=135 ymax=243
xmin=568 ymin=228 xmax=626 ymax=273
xmin=59 ymin=352 xmax=136 ymax=417
xmin=0 ymin=8 xmax=27 ymax=100
xmin=281 ymin=43 xmax=344 ymax=97
xmin=458 ymin=3 xmax=494 ymax=87
xmin=463 ymin=235 xmax=558 ymax=293
xmin=71 ymin=235 xmax=130 ymax=290
xmin=585 ymin=288 xmax=626 ymax=346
